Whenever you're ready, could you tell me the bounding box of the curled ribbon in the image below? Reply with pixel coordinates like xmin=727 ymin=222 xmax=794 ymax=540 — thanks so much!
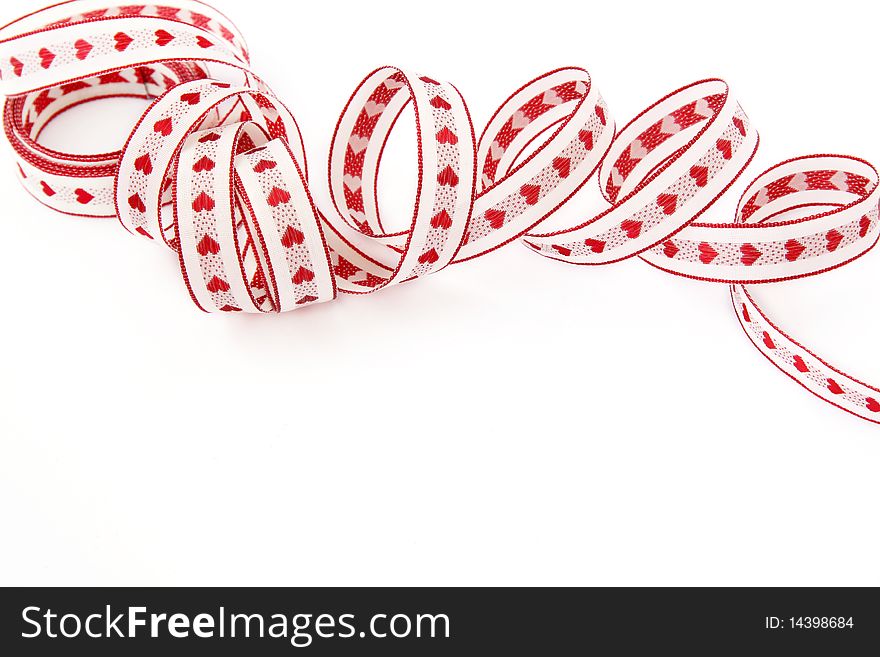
xmin=1 ymin=1 xmax=878 ymax=423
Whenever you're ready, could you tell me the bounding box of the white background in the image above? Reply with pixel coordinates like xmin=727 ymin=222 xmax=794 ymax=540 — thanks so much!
xmin=1 ymin=0 xmax=878 ymax=586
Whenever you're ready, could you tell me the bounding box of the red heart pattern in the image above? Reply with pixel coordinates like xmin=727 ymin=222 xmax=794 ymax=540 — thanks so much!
xmin=438 ymin=166 xmax=459 ymax=187
xmin=698 ymin=242 xmax=718 ymax=264
xmin=128 ymin=193 xmax=145 ymax=212
xmin=418 ymin=249 xmax=439 ymax=265
xmin=656 ymin=193 xmax=677 ymax=215
xmin=436 ymin=127 xmax=457 ymax=145
xmin=431 ymin=210 xmax=452 ymax=230
xmin=1 ymin=4 xmax=877 ymax=427
xmin=206 ymin=276 xmax=229 ymax=293
xmin=74 ymin=39 xmax=93 ymax=60
xmin=197 ymin=234 xmax=220 ymax=256
xmin=740 ymin=243 xmax=761 ymax=266
xmin=192 ymin=192 xmax=215 ymax=212
xmin=520 ymin=184 xmax=540 ymax=205
xmin=281 ymin=226 xmax=305 ymax=248
xmin=114 ymin=32 xmax=133 ymax=51
xmin=784 ymin=239 xmax=805 ymax=262
xmin=585 ymin=239 xmax=605 ymax=253
xmin=486 ymin=209 xmax=506 ymax=229
xmin=552 ymin=157 xmax=571 ymax=179
xmin=621 ymin=220 xmax=642 ymax=239
xmin=267 ymin=186 xmax=291 ymax=206
xmin=155 ymin=29 xmax=174 ymax=46
xmin=690 ymin=165 xmax=709 ymax=188
xmin=134 ymin=153 xmax=153 ymax=174
xmin=552 ymin=244 xmax=572 ymax=256
xmin=292 ymin=267 xmax=315 ymax=285
xmin=153 ymin=117 xmax=173 ymax=136
xmin=193 ymin=156 xmax=215 ymax=172
xmin=825 ymin=229 xmax=843 ymax=252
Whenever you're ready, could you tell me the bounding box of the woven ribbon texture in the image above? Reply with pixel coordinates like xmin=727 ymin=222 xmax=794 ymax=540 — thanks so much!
xmin=1 ymin=1 xmax=878 ymax=423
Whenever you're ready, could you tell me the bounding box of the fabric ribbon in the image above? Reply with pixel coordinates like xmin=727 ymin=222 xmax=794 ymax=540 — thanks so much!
xmin=1 ymin=0 xmax=878 ymax=423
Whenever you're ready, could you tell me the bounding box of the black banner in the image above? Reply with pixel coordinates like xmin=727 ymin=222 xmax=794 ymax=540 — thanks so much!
xmin=1 ymin=588 xmax=877 ymax=654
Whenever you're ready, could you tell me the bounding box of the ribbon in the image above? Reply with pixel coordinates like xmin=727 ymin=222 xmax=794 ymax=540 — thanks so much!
xmin=1 ymin=0 xmax=877 ymax=423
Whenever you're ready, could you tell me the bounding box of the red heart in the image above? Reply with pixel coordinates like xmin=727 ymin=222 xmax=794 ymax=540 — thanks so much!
xmin=155 ymin=29 xmax=174 ymax=46
xmin=552 ymin=157 xmax=571 ymax=179
xmin=859 ymin=216 xmax=871 ymax=238
xmin=74 ymin=188 xmax=93 ymax=204
xmin=136 ymin=227 xmax=153 ymax=240
xmin=741 ymin=303 xmax=751 ymax=323
xmin=206 ymin=276 xmax=229 ymax=293
xmin=74 ymin=39 xmax=92 ymax=60
xmin=621 ymin=220 xmax=642 ymax=239
xmin=762 ymin=331 xmax=775 ymax=349
xmin=656 ymin=193 xmax=677 ymax=215
xmin=825 ymin=229 xmax=843 ymax=252
xmin=196 ymin=36 xmax=213 ymax=48
xmin=437 ymin=166 xmax=459 ymax=187
xmin=430 ymin=210 xmax=452 ymax=230
xmin=690 ymin=165 xmax=709 ymax=188
xmin=430 ymin=96 xmax=451 ymax=111
xmin=698 ymin=241 xmax=718 ymax=264
xmin=180 ymin=91 xmax=201 ymax=105
xmin=10 ymin=57 xmax=24 ymax=77
xmin=281 ymin=225 xmax=305 ymax=248
xmin=784 ymin=239 xmax=805 ymax=262
xmin=193 ymin=156 xmax=215 ymax=172
xmin=732 ymin=116 xmax=746 ymax=136
xmin=296 ymin=295 xmax=319 ymax=305
xmin=153 ymin=117 xmax=173 ymax=136
xmin=663 ymin=240 xmax=678 ymax=258
xmin=740 ymin=243 xmax=762 ymax=266
xmin=485 ymin=209 xmax=506 ymax=229
xmin=716 ymin=139 xmax=732 ymax=160
xmin=199 ymin=132 xmax=221 ymax=143
xmin=792 ymin=356 xmax=809 ymax=373
xmin=520 ymin=184 xmax=541 ymax=205
xmin=196 ymin=234 xmax=220 ymax=256
xmin=292 ymin=266 xmax=315 ymax=285
xmin=192 ymin=191 xmax=215 ymax=212
xmin=114 ymin=32 xmax=133 ymax=51
xmin=595 ymin=106 xmax=606 ymax=125
xmin=585 ymin=239 xmax=605 ymax=253
xmin=420 ymin=76 xmax=440 ymax=85
xmin=134 ymin=153 xmax=153 ymax=174
xmin=418 ymin=248 xmax=439 ymax=265
xmin=827 ymin=378 xmax=844 ymax=395
xmin=38 ymin=48 xmax=55 ymax=69
xmin=552 ymin=244 xmax=572 ymax=256
xmin=253 ymin=160 xmax=276 ymax=173
xmin=267 ymin=186 xmax=291 ymax=207
xmin=40 ymin=181 xmax=55 ymax=196
xmin=220 ymin=305 xmax=242 ymax=312
xmin=578 ymin=130 xmax=593 ymax=150
xmin=866 ymin=397 xmax=880 ymax=413
xmin=436 ymin=127 xmax=457 ymax=145
xmin=128 ymin=193 xmax=146 ymax=212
